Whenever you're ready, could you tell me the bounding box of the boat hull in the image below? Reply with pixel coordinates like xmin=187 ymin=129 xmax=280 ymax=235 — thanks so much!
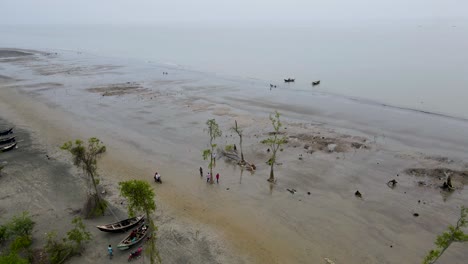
xmin=117 ymin=223 xmax=149 ymax=251
xmin=96 ymin=216 xmax=145 ymax=233
xmin=0 ymin=128 xmax=13 ymax=136
xmin=1 ymin=142 xmax=17 ymax=152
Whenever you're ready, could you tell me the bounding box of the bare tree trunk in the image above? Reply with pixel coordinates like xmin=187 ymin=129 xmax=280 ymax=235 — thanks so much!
xmin=239 ymin=135 xmax=245 ymax=163
xmin=269 ymin=162 xmax=275 ymax=182
xmin=210 ymin=147 xmax=214 ymax=184
xmin=89 ymin=171 xmax=103 ymax=212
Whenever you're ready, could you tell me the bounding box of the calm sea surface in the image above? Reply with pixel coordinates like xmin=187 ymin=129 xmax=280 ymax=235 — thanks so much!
xmin=1 ymin=22 xmax=467 ymax=118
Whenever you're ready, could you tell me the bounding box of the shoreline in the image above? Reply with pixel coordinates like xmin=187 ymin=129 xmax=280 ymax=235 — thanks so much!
xmin=2 ymin=47 xmax=467 ymax=123
xmin=1 ymin=48 xmax=467 ymax=263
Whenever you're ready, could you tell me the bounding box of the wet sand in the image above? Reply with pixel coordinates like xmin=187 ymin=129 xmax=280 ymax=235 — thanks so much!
xmin=1 ymin=49 xmax=467 ymax=263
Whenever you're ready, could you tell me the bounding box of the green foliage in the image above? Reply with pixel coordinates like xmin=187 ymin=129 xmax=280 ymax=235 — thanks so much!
xmin=119 ymin=180 xmax=156 ymax=217
xmin=45 ymin=232 xmax=73 ymax=264
xmin=203 ymin=119 xmax=222 ymax=183
xmin=6 ymin=212 xmax=35 ymax=238
xmin=61 ymin=138 xmax=106 ymax=173
xmin=61 ymin=137 xmax=107 ymax=216
xmin=119 ymin=180 xmax=159 ymax=263
xmin=202 ymin=149 xmax=211 ymax=161
xmin=225 ymin=144 xmax=234 ymax=152
xmin=0 ymin=252 xmax=29 ymax=264
xmin=0 ymin=225 xmax=7 ymax=243
xmin=44 ymin=217 xmax=91 ymax=264
xmin=66 ymin=217 xmax=92 ymax=251
xmin=205 ymin=119 xmax=222 ymax=140
xmin=0 ymin=212 xmax=35 ymax=264
xmin=423 ymin=206 xmax=468 ymax=264
xmin=9 ymin=235 xmax=32 ymax=253
xmin=262 ymin=111 xmax=288 ymax=181
xmin=61 ymin=137 xmax=106 ymax=188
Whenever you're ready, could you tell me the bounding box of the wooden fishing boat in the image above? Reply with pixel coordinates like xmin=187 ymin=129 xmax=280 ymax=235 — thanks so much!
xmin=117 ymin=223 xmax=149 ymax=250
xmin=284 ymin=78 xmax=295 ymax=83
xmin=0 ymin=128 xmax=13 ymax=136
xmin=312 ymin=80 xmax=321 ymax=86
xmin=0 ymin=136 xmax=15 ymax=145
xmin=96 ymin=215 xmax=145 ymax=233
xmin=0 ymin=142 xmax=16 ymax=152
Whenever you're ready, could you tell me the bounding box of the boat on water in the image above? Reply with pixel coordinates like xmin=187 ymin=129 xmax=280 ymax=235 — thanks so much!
xmin=312 ymin=80 xmax=321 ymax=86
xmin=0 ymin=142 xmax=17 ymax=152
xmin=117 ymin=223 xmax=150 ymax=250
xmin=0 ymin=136 xmax=15 ymax=145
xmin=284 ymin=78 xmax=295 ymax=83
xmin=0 ymin=128 xmax=13 ymax=136
xmin=96 ymin=215 xmax=145 ymax=233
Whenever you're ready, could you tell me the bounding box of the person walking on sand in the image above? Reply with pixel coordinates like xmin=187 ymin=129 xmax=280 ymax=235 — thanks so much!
xmin=206 ymin=172 xmax=211 ymax=183
xmin=108 ymin=244 xmax=113 ymax=259
xmin=216 ymin=173 xmax=220 ymax=184
xmin=199 ymin=167 xmax=203 ymax=177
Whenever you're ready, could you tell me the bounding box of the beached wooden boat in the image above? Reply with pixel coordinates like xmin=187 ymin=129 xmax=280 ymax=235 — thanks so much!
xmin=117 ymin=223 xmax=149 ymax=250
xmin=0 ymin=142 xmax=16 ymax=152
xmin=96 ymin=215 xmax=145 ymax=233
xmin=0 ymin=128 xmax=13 ymax=136
xmin=0 ymin=136 xmax=15 ymax=145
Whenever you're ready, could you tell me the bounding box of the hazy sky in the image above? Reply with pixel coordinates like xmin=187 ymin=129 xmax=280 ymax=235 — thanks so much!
xmin=0 ymin=0 xmax=466 ymax=25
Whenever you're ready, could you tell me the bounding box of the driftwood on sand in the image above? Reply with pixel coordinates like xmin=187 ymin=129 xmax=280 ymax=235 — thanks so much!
xmin=221 ymin=150 xmax=256 ymax=171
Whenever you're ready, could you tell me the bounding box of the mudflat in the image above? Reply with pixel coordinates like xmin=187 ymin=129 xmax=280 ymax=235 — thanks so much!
xmin=0 ymin=49 xmax=467 ymax=263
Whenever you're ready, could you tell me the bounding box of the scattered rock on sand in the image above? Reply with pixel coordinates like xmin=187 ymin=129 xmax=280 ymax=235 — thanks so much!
xmin=327 ymin=144 xmax=337 ymax=152
xmin=413 ymin=213 xmax=419 ymax=217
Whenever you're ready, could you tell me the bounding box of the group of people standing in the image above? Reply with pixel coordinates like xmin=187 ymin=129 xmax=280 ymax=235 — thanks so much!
xmin=199 ymin=167 xmax=220 ymax=183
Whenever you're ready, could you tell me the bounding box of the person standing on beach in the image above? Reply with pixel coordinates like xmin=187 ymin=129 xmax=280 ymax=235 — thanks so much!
xmin=216 ymin=173 xmax=220 ymax=184
xmin=206 ymin=172 xmax=211 ymax=183
xmin=108 ymin=244 xmax=113 ymax=259
xmin=199 ymin=167 xmax=203 ymax=177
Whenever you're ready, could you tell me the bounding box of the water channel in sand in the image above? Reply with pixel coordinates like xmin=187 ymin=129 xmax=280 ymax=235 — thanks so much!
xmin=1 ymin=49 xmax=467 ymax=263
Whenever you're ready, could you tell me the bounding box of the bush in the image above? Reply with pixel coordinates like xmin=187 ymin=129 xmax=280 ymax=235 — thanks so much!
xmin=6 ymin=212 xmax=35 ymax=237
xmin=44 ymin=217 xmax=92 ymax=264
xmin=0 ymin=252 xmax=29 ymax=264
xmin=10 ymin=235 xmax=32 ymax=253
xmin=67 ymin=217 xmax=91 ymax=251
xmin=45 ymin=232 xmax=74 ymax=264
xmin=0 ymin=225 xmax=7 ymax=243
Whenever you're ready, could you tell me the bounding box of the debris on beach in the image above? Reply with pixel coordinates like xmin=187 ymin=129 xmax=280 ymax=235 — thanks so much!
xmin=287 ymin=188 xmax=297 ymax=194
xmin=405 ymin=168 xmax=468 ymax=188
xmin=355 ymin=190 xmax=362 ymax=198
xmin=387 ymin=179 xmax=397 ymax=188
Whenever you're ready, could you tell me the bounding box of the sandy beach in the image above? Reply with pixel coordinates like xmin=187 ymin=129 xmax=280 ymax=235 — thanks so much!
xmin=1 ymin=48 xmax=467 ymax=263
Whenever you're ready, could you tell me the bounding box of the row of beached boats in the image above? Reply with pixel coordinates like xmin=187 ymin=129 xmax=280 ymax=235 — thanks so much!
xmin=0 ymin=127 xmax=17 ymax=152
xmin=96 ymin=215 xmax=149 ymax=250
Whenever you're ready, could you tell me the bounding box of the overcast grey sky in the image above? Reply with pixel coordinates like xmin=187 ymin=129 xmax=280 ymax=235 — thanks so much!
xmin=0 ymin=0 xmax=466 ymax=25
